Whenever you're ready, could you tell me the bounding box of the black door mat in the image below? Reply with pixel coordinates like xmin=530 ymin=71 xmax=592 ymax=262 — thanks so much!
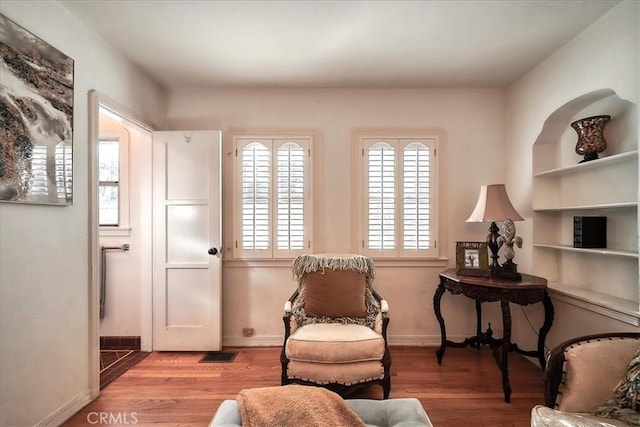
xmin=200 ymin=351 xmax=237 ymax=363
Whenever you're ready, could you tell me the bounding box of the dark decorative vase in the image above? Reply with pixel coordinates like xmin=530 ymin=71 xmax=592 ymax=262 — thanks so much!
xmin=571 ymin=115 xmax=610 ymax=163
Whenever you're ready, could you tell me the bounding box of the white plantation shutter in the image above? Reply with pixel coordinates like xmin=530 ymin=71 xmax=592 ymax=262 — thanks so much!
xmin=366 ymin=141 xmax=396 ymax=251
xmin=402 ymin=141 xmax=431 ymax=251
xmin=235 ymin=137 xmax=312 ymax=259
xmin=277 ymin=142 xmax=305 ymax=252
xmin=240 ymin=141 xmax=271 ymax=254
xmin=363 ymin=137 xmax=437 ymax=258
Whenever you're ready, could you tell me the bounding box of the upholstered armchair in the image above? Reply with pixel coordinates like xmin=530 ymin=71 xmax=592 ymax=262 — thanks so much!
xmin=531 ymin=332 xmax=640 ymax=427
xmin=280 ymin=254 xmax=391 ymax=399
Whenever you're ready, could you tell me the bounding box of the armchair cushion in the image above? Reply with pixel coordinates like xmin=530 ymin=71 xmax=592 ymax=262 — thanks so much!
xmin=558 ymin=338 xmax=640 ymax=413
xmin=302 ymin=269 xmax=368 ymax=318
xmin=286 ymin=323 xmax=385 ymax=363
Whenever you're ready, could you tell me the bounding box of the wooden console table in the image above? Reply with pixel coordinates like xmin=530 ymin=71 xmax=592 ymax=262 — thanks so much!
xmin=433 ymin=268 xmax=554 ymax=403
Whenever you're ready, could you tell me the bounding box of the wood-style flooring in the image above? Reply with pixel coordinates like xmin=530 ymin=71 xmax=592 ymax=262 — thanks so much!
xmin=63 ymin=346 xmax=544 ymax=426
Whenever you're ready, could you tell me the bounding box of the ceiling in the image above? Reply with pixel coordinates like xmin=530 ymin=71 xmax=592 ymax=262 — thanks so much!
xmin=60 ymin=0 xmax=618 ymax=90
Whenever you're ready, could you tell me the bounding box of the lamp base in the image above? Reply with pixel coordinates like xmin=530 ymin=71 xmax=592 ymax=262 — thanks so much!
xmin=499 ymin=261 xmax=521 ymax=281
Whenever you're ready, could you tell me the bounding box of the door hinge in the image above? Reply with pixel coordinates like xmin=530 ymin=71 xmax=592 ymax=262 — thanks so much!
xmin=434 ymin=240 xmax=437 ymax=248
xmin=362 ymin=240 xmax=365 ymax=248
xmin=235 ymin=149 xmax=238 ymax=157
xmin=362 ymin=148 xmax=364 ymax=156
xmin=307 ymin=241 xmax=311 ymax=249
xmin=308 ymin=148 xmax=311 ymax=157
xmin=235 ymin=240 xmax=238 ymax=248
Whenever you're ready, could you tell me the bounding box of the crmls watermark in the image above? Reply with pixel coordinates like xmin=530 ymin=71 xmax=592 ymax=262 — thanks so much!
xmin=87 ymin=412 xmax=138 ymax=425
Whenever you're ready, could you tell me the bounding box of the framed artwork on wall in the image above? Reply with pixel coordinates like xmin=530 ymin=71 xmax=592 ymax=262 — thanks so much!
xmin=455 ymin=241 xmax=490 ymax=277
xmin=0 ymin=14 xmax=74 ymax=205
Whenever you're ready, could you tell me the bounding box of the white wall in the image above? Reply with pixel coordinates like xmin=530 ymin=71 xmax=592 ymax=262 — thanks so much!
xmin=506 ymin=0 xmax=640 ymax=352
xmin=0 ymin=1 xmax=166 ymax=425
xmin=167 ymin=88 xmax=510 ymax=346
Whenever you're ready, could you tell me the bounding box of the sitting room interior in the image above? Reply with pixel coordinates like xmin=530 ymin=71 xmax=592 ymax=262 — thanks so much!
xmin=0 ymin=0 xmax=638 ymax=426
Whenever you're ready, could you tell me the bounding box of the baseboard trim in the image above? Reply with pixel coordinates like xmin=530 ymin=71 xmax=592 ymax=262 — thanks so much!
xmin=36 ymin=389 xmax=93 ymax=427
xmin=223 ymin=334 xmax=468 ymax=347
xmin=100 ymin=336 xmax=141 ymax=350
xmin=223 ymin=335 xmax=283 ymax=347
xmin=388 ymin=335 xmax=447 ymax=346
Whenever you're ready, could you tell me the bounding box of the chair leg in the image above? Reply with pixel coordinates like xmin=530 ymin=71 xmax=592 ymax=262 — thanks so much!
xmin=382 ymin=376 xmax=391 ymax=399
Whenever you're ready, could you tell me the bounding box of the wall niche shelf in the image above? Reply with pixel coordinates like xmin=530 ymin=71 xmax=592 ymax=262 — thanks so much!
xmin=533 ymin=150 xmax=638 ymax=178
xmin=531 ymin=89 xmax=639 ymax=325
xmin=533 ymin=202 xmax=637 ymax=212
xmin=534 ymin=244 xmax=638 ymax=259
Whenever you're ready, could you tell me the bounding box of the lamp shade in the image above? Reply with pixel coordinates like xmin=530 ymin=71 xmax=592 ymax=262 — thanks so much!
xmin=466 ymin=184 xmax=524 ymax=223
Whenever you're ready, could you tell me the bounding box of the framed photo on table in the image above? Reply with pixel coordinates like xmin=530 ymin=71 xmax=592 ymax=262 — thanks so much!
xmin=455 ymin=241 xmax=489 ymax=277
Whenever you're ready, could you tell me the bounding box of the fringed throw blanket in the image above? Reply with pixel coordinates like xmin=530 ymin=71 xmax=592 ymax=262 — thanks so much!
xmin=292 ymin=253 xmax=376 ymax=287
xmin=237 ymin=385 xmax=366 ymax=427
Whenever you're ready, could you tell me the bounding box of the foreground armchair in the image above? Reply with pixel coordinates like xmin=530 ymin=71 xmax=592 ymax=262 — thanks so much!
xmin=280 ymin=254 xmax=391 ymax=399
xmin=531 ymin=332 xmax=640 ymax=427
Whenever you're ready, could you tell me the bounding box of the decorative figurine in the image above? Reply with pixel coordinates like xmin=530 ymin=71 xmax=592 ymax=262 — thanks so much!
xmin=497 ymin=218 xmax=523 ymax=280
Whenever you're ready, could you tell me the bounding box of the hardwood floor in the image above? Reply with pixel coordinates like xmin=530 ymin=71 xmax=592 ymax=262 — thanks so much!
xmin=63 ymin=346 xmax=543 ymax=426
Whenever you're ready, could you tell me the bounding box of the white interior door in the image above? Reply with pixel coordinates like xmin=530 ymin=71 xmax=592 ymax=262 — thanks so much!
xmin=152 ymin=130 xmax=222 ymax=350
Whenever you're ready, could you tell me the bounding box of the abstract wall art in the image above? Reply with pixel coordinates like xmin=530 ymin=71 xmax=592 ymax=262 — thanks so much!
xmin=0 ymin=14 xmax=74 ymax=205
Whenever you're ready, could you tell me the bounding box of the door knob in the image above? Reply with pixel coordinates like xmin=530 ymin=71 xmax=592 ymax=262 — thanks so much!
xmin=208 ymin=247 xmax=219 ymax=255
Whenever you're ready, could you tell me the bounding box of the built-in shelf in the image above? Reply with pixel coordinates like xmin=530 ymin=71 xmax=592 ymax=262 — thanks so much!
xmin=533 ymin=150 xmax=638 ymax=177
xmin=548 ymin=283 xmax=640 ymax=326
xmin=531 ymin=91 xmax=638 ymax=327
xmin=533 ymin=202 xmax=637 ymax=212
xmin=534 ymin=243 xmax=639 ymax=258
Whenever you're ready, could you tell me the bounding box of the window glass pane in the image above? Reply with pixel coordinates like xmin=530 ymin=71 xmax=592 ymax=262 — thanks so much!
xmin=403 ymin=142 xmax=431 ymax=250
xmin=99 ymin=140 xmax=119 ymax=182
xmin=277 ymin=142 xmax=305 ymax=250
xmin=99 ymin=185 xmax=119 ymax=226
xmin=242 ymin=142 xmax=270 ymax=250
xmin=368 ymin=142 xmax=395 ymax=250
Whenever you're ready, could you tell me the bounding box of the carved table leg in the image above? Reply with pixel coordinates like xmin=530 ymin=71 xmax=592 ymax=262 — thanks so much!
xmin=538 ymin=291 xmax=555 ymax=370
xmin=500 ymin=299 xmax=512 ymax=403
xmin=433 ymin=284 xmax=447 ymax=364
xmin=474 ymin=300 xmax=482 ymax=349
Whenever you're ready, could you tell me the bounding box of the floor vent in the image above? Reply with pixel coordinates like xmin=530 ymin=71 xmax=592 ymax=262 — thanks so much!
xmin=200 ymin=351 xmax=238 ymax=363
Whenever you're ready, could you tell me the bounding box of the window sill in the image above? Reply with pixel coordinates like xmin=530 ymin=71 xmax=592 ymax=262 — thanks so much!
xmin=99 ymin=227 xmax=132 ymax=237
xmin=223 ymin=257 xmax=449 ymax=268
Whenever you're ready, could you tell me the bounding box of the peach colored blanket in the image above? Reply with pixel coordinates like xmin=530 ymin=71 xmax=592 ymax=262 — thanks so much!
xmin=237 ymin=385 xmax=366 ymax=427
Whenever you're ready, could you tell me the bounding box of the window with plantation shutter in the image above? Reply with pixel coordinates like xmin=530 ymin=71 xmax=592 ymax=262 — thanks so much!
xmin=362 ymin=136 xmax=437 ymax=258
xmin=234 ymin=136 xmax=312 ymax=259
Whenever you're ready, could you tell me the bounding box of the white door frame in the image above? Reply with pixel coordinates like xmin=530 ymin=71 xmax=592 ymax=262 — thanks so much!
xmin=87 ymin=90 xmax=154 ymax=397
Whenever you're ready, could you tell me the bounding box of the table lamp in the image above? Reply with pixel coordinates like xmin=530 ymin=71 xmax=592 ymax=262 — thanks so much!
xmin=466 ymin=184 xmax=523 ymax=278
